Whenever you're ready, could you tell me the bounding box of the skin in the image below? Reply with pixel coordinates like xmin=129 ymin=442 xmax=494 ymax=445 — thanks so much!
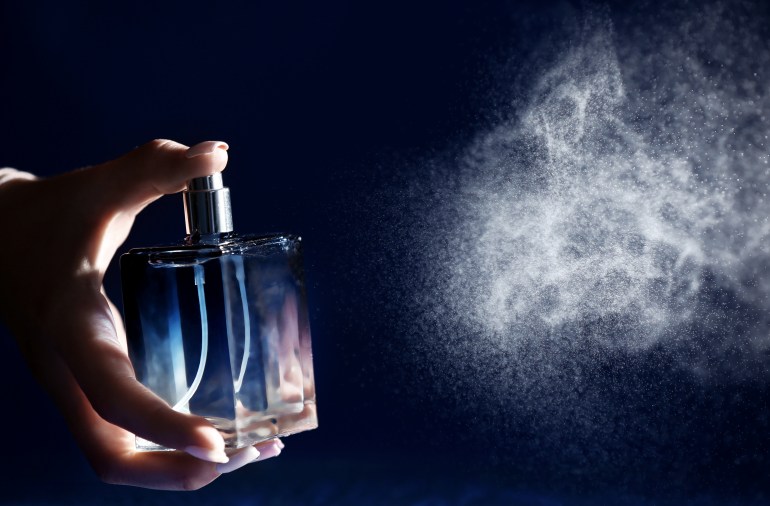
xmin=0 ymin=140 xmax=281 ymax=490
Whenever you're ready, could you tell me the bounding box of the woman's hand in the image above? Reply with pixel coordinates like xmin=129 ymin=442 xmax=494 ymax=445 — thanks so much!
xmin=0 ymin=140 xmax=282 ymax=490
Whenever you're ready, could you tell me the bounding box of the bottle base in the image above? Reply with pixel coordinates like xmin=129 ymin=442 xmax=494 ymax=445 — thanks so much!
xmin=136 ymin=401 xmax=318 ymax=451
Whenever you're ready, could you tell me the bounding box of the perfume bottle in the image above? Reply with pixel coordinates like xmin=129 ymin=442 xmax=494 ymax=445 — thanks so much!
xmin=120 ymin=173 xmax=317 ymax=449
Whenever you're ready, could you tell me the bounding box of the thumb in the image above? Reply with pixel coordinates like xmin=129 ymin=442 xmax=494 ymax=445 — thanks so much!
xmin=87 ymin=139 xmax=229 ymax=215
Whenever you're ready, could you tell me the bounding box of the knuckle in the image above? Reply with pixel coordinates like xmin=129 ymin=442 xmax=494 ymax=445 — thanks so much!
xmin=134 ymin=139 xmax=180 ymax=163
xmin=145 ymin=138 xmax=174 ymax=152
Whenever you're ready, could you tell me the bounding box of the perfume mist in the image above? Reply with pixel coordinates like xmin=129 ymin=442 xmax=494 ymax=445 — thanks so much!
xmin=120 ymin=173 xmax=317 ymax=449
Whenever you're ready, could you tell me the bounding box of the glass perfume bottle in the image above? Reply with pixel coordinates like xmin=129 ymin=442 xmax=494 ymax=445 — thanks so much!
xmin=120 ymin=173 xmax=317 ymax=450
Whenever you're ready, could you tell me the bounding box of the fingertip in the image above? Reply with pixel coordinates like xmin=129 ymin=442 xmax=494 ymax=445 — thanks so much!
xmin=138 ymin=139 xmax=229 ymax=194
xmin=184 ymin=445 xmax=229 ymax=464
xmin=195 ymin=424 xmax=226 ymax=452
xmin=252 ymin=439 xmax=283 ymax=462
xmin=182 ymin=423 xmax=227 ymax=463
xmin=154 ymin=139 xmax=229 ymax=195
xmin=185 ymin=141 xmax=229 ymax=159
xmin=215 ymin=446 xmax=259 ymax=474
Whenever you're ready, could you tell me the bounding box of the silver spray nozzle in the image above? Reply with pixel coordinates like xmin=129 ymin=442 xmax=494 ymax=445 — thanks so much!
xmin=183 ymin=173 xmax=233 ymax=235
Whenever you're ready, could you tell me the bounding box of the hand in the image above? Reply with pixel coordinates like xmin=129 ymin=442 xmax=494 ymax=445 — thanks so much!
xmin=0 ymin=140 xmax=283 ymax=490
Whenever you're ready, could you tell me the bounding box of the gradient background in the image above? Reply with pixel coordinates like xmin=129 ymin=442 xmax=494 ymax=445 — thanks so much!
xmin=1 ymin=1 xmax=769 ymax=504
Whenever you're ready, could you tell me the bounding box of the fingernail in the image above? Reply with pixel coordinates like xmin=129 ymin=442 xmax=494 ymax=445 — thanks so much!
xmin=184 ymin=445 xmax=229 ymax=464
xmin=185 ymin=141 xmax=229 ymax=158
xmin=252 ymin=441 xmax=282 ymax=462
xmin=275 ymin=439 xmax=285 ymax=450
xmin=216 ymin=446 xmax=259 ymax=474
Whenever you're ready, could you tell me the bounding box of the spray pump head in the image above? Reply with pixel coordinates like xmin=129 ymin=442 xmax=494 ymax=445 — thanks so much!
xmin=183 ymin=173 xmax=233 ymax=236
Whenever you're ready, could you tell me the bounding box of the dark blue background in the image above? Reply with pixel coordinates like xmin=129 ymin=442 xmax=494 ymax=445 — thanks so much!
xmin=1 ymin=1 xmax=769 ymax=504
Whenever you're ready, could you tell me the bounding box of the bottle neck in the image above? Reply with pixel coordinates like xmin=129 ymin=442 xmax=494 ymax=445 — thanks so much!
xmin=185 ymin=231 xmax=237 ymax=246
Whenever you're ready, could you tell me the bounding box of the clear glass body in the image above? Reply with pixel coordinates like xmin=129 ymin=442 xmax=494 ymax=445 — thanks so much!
xmin=120 ymin=233 xmax=317 ymax=450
